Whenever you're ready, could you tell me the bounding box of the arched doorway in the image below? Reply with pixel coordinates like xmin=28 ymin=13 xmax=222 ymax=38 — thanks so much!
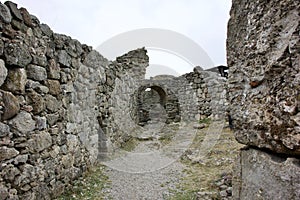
xmin=133 ymin=84 xmax=180 ymax=126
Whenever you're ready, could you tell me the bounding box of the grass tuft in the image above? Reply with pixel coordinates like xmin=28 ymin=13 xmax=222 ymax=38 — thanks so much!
xmin=55 ymin=165 xmax=111 ymax=200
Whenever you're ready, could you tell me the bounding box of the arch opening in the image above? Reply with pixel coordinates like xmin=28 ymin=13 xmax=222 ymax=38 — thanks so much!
xmin=133 ymin=85 xmax=180 ymax=126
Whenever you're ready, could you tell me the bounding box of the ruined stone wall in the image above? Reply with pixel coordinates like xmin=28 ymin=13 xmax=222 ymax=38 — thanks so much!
xmin=100 ymin=48 xmax=149 ymax=150
xmin=227 ymin=0 xmax=300 ymax=199
xmin=0 ymin=1 xmax=107 ymax=198
xmin=0 ymin=1 xmax=149 ymax=199
xmin=184 ymin=67 xmax=227 ymax=120
xmin=131 ymin=67 xmax=227 ymax=125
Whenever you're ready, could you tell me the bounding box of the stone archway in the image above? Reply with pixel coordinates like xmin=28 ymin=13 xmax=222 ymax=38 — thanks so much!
xmin=133 ymin=84 xmax=180 ymax=126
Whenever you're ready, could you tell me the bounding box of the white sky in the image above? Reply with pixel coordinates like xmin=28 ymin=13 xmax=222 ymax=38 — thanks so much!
xmin=5 ymin=0 xmax=232 ymax=75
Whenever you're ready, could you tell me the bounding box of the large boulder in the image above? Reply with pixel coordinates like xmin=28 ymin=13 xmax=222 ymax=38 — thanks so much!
xmin=227 ymin=0 xmax=300 ymax=155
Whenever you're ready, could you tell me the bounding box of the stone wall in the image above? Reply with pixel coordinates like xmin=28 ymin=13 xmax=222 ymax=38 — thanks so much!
xmin=186 ymin=67 xmax=227 ymax=120
xmin=0 ymin=2 xmax=94 ymax=199
xmin=0 ymin=1 xmax=148 ymax=199
xmin=98 ymin=48 xmax=149 ymax=152
xmin=136 ymin=67 xmax=227 ymax=123
xmin=227 ymin=0 xmax=300 ymax=199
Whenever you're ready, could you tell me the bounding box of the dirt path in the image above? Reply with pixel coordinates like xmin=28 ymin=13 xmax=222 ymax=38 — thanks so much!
xmin=102 ymin=161 xmax=184 ymax=199
xmin=57 ymin=121 xmax=242 ymax=200
xmin=100 ymin=122 xmax=195 ymax=199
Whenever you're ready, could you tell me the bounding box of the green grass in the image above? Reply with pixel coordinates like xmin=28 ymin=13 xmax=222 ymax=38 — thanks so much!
xmin=168 ymin=190 xmax=198 ymax=200
xmin=56 ymin=165 xmax=111 ymax=200
xmin=158 ymin=132 xmax=174 ymax=145
xmin=199 ymin=118 xmax=211 ymax=124
xmin=120 ymin=137 xmax=138 ymax=152
xmin=158 ymin=123 xmax=179 ymax=146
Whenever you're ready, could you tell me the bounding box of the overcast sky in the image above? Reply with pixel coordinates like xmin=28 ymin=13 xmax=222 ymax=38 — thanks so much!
xmin=7 ymin=0 xmax=232 ymax=75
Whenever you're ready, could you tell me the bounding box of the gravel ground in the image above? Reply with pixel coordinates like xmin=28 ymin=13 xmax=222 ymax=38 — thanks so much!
xmin=100 ymin=123 xmax=196 ymax=200
xmin=102 ymin=161 xmax=184 ymax=200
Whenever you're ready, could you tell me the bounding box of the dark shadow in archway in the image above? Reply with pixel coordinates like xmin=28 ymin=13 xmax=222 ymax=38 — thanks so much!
xmin=132 ymin=85 xmax=181 ymax=126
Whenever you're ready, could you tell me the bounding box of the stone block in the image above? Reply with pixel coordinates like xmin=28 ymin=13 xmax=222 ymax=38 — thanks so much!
xmin=19 ymin=7 xmax=33 ymax=27
xmin=0 ymin=146 xmax=19 ymax=161
xmin=4 ymin=43 xmax=32 ymax=67
xmin=4 ymin=1 xmax=22 ymax=21
xmin=57 ymin=50 xmax=71 ymax=67
xmin=1 ymin=90 xmax=20 ymax=120
xmin=233 ymin=148 xmax=300 ymax=200
xmin=0 ymin=3 xmax=12 ymax=23
xmin=0 ymin=184 xmax=9 ymax=200
xmin=44 ymin=94 xmax=60 ymax=113
xmin=26 ymin=64 xmax=47 ymax=81
xmin=26 ymin=90 xmax=45 ymax=114
xmin=35 ymin=116 xmax=47 ymax=130
xmin=47 ymin=59 xmax=61 ymax=80
xmin=28 ymin=131 xmax=52 ymax=153
xmin=0 ymin=122 xmax=10 ymax=137
xmin=45 ymin=80 xmax=61 ymax=96
xmin=8 ymin=111 xmax=35 ymax=134
xmin=1 ymin=68 xmax=27 ymax=94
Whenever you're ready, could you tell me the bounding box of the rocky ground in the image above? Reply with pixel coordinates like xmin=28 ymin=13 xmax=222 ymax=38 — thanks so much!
xmin=56 ymin=120 xmax=243 ymax=200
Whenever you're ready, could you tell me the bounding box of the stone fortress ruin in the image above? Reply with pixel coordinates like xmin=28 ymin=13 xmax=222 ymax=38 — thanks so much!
xmin=0 ymin=0 xmax=299 ymax=199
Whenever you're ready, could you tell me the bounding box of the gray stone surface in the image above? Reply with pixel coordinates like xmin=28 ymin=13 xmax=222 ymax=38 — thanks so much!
xmin=1 ymin=68 xmax=27 ymax=94
xmin=35 ymin=116 xmax=47 ymax=130
xmin=4 ymin=1 xmax=22 ymax=21
xmin=0 ymin=40 xmax=3 ymax=56
xmin=0 ymin=122 xmax=10 ymax=137
xmin=4 ymin=43 xmax=32 ymax=67
xmin=26 ymin=79 xmax=49 ymax=94
xmin=83 ymin=50 xmax=107 ymax=83
xmin=26 ymin=64 xmax=47 ymax=81
xmin=8 ymin=111 xmax=35 ymax=134
xmin=0 ymin=184 xmax=9 ymax=199
xmin=0 ymin=146 xmax=19 ymax=161
xmin=233 ymin=148 xmax=300 ymax=200
xmin=57 ymin=50 xmax=71 ymax=67
xmin=227 ymin=0 xmax=300 ymax=155
xmin=47 ymin=59 xmax=61 ymax=80
xmin=40 ymin=23 xmax=53 ymax=37
xmin=0 ymin=3 xmax=12 ymax=23
xmin=26 ymin=90 xmax=45 ymax=114
xmin=44 ymin=94 xmax=60 ymax=112
xmin=28 ymin=131 xmax=52 ymax=153
xmin=1 ymin=90 xmax=20 ymax=120
xmin=0 ymin=59 xmax=7 ymax=87
xmin=46 ymin=113 xmax=59 ymax=126
xmin=11 ymin=18 xmax=27 ymax=32
xmin=227 ymin=1 xmax=300 ymax=199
